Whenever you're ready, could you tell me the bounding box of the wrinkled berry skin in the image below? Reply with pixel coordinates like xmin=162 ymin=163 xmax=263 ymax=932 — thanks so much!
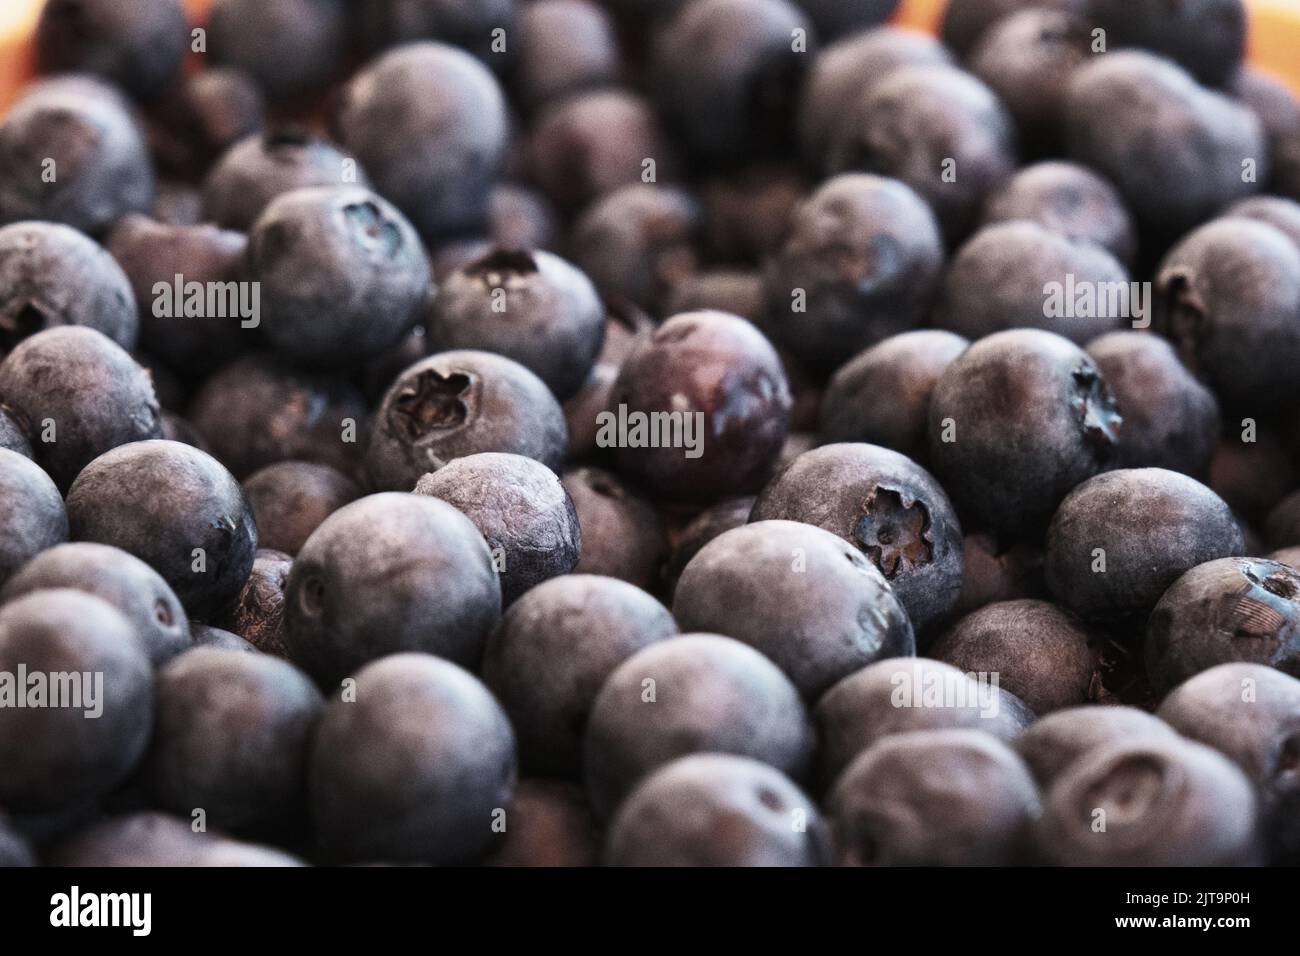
xmin=927 ymin=329 xmax=1121 ymax=535
xmin=1157 ymin=663 xmax=1300 ymax=862
xmin=1065 ymin=52 xmax=1264 ymax=237
xmin=414 ymin=453 xmax=581 ymax=605
xmin=49 ymin=811 xmax=304 ymax=866
xmin=651 ymin=0 xmax=813 ymax=167
xmin=609 ymin=311 xmax=791 ymax=505
xmin=935 ymin=221 xmax=1130 ymax=344
xmin=763 ymin=174 xmax=945 ymax=374
xmin=248 ymin=186 xmax=431 ymax=367
xmin=242 ymin=462 xmax=361 ymax=557
xmin=308 ymin=653 xmax=516 ymax=864
xmin=1015 ymin=705 xmax=1177 ymax=787
xmin=812 ymin=657 xmax=1035 ymax=789
xmin=820 ymin=330 xmax=967 ymax=463
xmin=1034 ymin=736 xmax=1261 ymax=866
xmin=1085 ymin=332 xmax=1219 ymax=478
xmin=142 ymin=648 xmax=323 ymax=831
xmin=584 ymin=634 xmax=812 ymax=820
xmin=1 ymin=542 xmax=191 ymax=666
xmin=482 ymin=574 xmax=677 ymax=777
xmin=1088 ymin=0 xmax=1245 ymax=88
xmin=1045 ymin=468 xmax=1244 ymax=623
xmin=427 ymin=249 xmax=605 ymax=400
xmin=0 ymin=327 xmax=161 ymax=491
xmin=607 ymin=754 xmax=831 ymax=866
xmin=828 ymin=66 xmax=1017 ymax=244
xmin=284 ymin=494 xmax=501 ymax=686
xmin=563 ymin=467 xmax=666 ymax=593
xmin=674 ymin=520 xmax=915 ymax=699
xmin=367 ymin=350 xmax=567 ymax=491
xmin=1154 ymin=218 xmax=1300 ymax=411
xmin=0 ymin=448 xmax=68 ymax=588
xmin=941 ymin=0 xmax=1086 ymax=57
xmin=37 ymin=0 xmax=188 ymax=102
xmin=751 ymin=444 xmax=963 ymax=634
xmin=0 ymin=222 xmax=138 ymax=353
xmin=0 ymin=77 xmax=153 ymax=235
xmin=202 ymin=132 xmax=367 ymax=232
xmin=488 ymin=779 xmax=600 ymax=867
xmin=335 ymin=43 xmax=508 ymax=238
xmin=828 ymin=729 xmax=1040 ymax=866
xmin=65 ymin=440 xmax=258 ymax=620
xmin=1146 ymin=558 xmax=1300 ymax=695
xmin=209 ymin=0 xmax=349 ymax=100
xmin=218 ymin=548 xmax=292 ymax=658
xmin=930 ymin=600 xmax=1099 ymax=714
xmin=0 ymin=590 xmax=152 ymax=812
xmin=982 ymin=161 xmax=1137 ymax=266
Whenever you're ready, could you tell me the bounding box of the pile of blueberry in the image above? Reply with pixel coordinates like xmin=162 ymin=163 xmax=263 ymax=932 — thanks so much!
xmin=0 ymin=0 xmax=1299 ymax=867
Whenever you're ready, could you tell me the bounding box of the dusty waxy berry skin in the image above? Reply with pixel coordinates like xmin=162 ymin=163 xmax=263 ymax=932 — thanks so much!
xmin=584 ymin=633 xmax=813 ymax=820
xmin=562 ymin=467 xmax=666 ymax=593
xmin=662 ymin=496 xmax=755 ymax=600
xmin=827 ymin=729 xmax=1040 ymax=866
xmin=209 ymin=0 xmax=349 ymax=101
xmin=242 ymin=462 xmax=362 ymax=557
xmin=1045 ymin=468 xmax=1244 ymax=624
xmin=284 ymin=494 xmax=500 ymax=686
xmin=609 ymin=311 xmax=791 ymax=505
xmin=0 ymin=448 xmax=68 ymax=589
xmin=65 ymin=440 xmax=258 ymax=620
xmin=308 ymin=653 xmax=516 ymax=865
xmin=0 ymin=410 xmax=32 ymax=458
xmin=512 ymin=0 xmax=620 ymax=113
xmin=483 ymin=574 xmax=678 ymax=777
xmin=762 ymin=174 xmax=945 ymax=374
xmin=367 ymin=350 xmax=567 ymax=491
xmin=606 ymin=754 xmax=831 ymax=867
xmin=751 ymin=444 xmax=963 ymax=634
xmin=927 ymin=329 xmax=1122 ymax=536
xmin=414 ymin=453 xmax=581 ymax=605
xmin=1014 ymin=705 xmax=1177 ymax=787
xmin=48 ymin=812 xmax=304 ymax=866
xmin=673 ymin=520 xmax=915 ymax=699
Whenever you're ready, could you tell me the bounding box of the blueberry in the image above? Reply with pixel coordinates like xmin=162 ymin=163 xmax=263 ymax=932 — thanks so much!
xmin=414 ymin=453 xmax=581 ymax=605
xmin=661 ymin=496 xmax=755 ymax=601
xmin=49 ymin=811 xmax=304 ymax=866
xmin=308 ymin=653 xmax=516 ymax=864
xmin=665 ymin=269 xmax=766 ymax=325
xmin=673 ymin=520 xmax=914 ymax=698
xmin=217 ymin=549 xmax=292 ymax=658
xmin=482 ymin=573 xmax=677 ymax=776
xmin=609 ymin=311 xmax=792 ymax=504
xmin=1 ymin=542 xmax=191 ymax=666
xmin=0 ymin=590 xmax=152 ymax=812
xmin=0 ymin=327 xmax=161 ymax=490
xmin=828 ymin=729 xmax=1040 ymax=866
xmin=0 ymin=814 xmax=35 ymax=867
xmin=367 ymin=350 xmax=567 ymax=490
xmin=606 ymin=754 xmax=830 ymax=866
xmin=981 ymin=161 xmax=1137 ymax=266
xmin=486 ymin=184 xmax=560 ymax=251
xmin=0 ymin=409 xmax=32 ymax=459
xmin=1084 ymin=332 xmax=1220 ymax=478
xmin=105 ymin=214 xmax=247 ymax=374
xmin=562 ymin=467 xmax=666 ymax=593
xmin=700 ymin=168 xmax=804 ymax=266
xmin=820 ymin=330 xmax=968 ymax=463
xmin=489 ymin=779 xmax=600 ymax=867
xmin=248 ymin=186 xmax=431 ymax=367
xmin=148 ymin=68 xmax=265 ymax=180
xmin=357 ymin=0 xmax=518 ymax=63
xmin=934 ymin=221 xmax=1130 ymax=344
xmin=284 ymin=493 xmax=501 ymax=686
xmin=1045 ymin=467 xmax=1244 ymax=623
xmin=512 ymin=0 xmax=620 ymax=113
xmin=651 ymin=0 xmax=813 ymax=167
xmin=0 ymin=449 xmax=67 ymax=589
xmin=152 ymin=179 xmax=203 ymax=226
xmin=828 ymin=65 xmax=1018 ymax=244
xmin=1065 ymin=51 xmax=1264 ymax=237
xmin=1211 ymin=428 xmax=1297 ymax=527
xmin=795 ymin=0 xmax=897 ymax=42
xmin=189 ymin=624 xmax=257 ymax=653
xmin=0 ymin=76 xmax=153 ymax=235
xmin=202 ymin=131 xmax=368 ymax=232
xmin=751 ymin=444 xmax=964 ymax=633
xmin=1015 ymin=705 xmax=1177 ymax=786
xmin=928 ymin=329 xmax=1121 ymax=535
xmin=242 ymin=461 xmax=361 ymax=557
xmin=65 ymin=439 xmax=258 ymax=619
xmin=941 ymin=0 xmax=1086 ymax=57
xmin=335 ymin=43 xmax=508 ymax=238
xmin=584 ymin=633 xmax=812 ymax=819
xmin=209 ymin=0 xmax=349 ymax=100
xmin=1154 ymin=217 xmax=1300 ymax=410
xmin=426 ymin=249 xmax=605 ymax=399
xmin=1146 ymin=558 xmax=1300 ymax=694
xmin=36 ymin=0 xmax=188 ymax=102
xmin=1156 ymin=662 xmax=1300 ymax=861
xmin=0 ymin=221 xmax=138 ymax=353
xmin=1087 ymin=0 xmax=1245 ymax=88
xmin=189 ymin=355 xmax=367 ymax=480
xmin=952 ymin=531 xmax=1047 ymax=618
xmin=1033 ymin=736 xmax=1261 ymax=865
xmin=1226 ymin=195 xmax=1300 ymax=250
xmin=762 ymin=174 xmax=945 ymax=373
